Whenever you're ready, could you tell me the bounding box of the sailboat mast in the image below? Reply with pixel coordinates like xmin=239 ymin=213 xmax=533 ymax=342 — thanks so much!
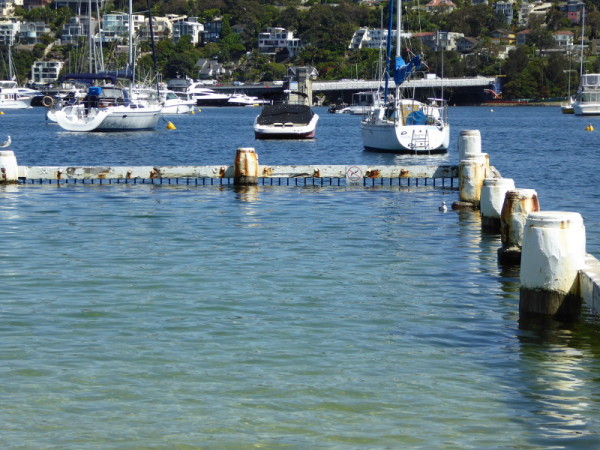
xmin=580 ymin=6 xmax=585 ymax=78
xmin=395 ymin=0 xmax=402 ymax=99
xmin=129 ymin=0 xmax=134 ymax=82
xmin=383 ymin=0 xmax=394 ymax=103
xmin=88 ymin=0 xmax=92 ymax=73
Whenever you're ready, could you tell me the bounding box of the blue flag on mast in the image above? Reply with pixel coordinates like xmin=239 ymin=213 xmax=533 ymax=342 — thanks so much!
xmin=394 ymin=55 xmax=422 ymax=85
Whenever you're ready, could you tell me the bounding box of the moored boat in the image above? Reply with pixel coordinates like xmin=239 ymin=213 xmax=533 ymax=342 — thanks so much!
xmin=254 ymin=97 xmax=318 ymax=140
xmin=0 ymin=80 xmax=33 ymax=109
xmin=360 ymin=0 xmax=449 ymax=154
xmin=53 ymin=84 xmax=161 ymax=132
xmin=573 ymin=74 xmax=600 ymax=116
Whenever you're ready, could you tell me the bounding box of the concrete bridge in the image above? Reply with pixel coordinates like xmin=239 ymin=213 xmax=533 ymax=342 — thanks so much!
xmin=312 ymin=76 xmax=498 ymax=92
xmin=212 ymin=76 xmax=499 ymax=105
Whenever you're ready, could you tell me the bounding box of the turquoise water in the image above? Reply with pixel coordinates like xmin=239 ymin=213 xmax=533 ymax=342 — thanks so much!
xmin=1 ymin=106 xmax=600 ymax=447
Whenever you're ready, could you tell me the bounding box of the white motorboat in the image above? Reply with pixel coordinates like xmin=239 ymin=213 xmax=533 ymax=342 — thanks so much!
xmin=187 ymin=84 xmax=231 ymax=106
xmin=0 ymin=80 xmax=32 ymax=109
xmin=571 ymin=8 xmax=598 ymax=116
xmin=340 ymin=91 xmax=383 ymax=115
xmin=160 ymin=90 xmax=196 ymax=114
xmin=573 ymin=74 xmax=600 ymax=115
xmin=254 ymin=102 xmax=319 ymax=139
xmin=360 ymin=0 xmax=449 ymax=154
xmin=227 ymin=93 xmax=270 ymax=107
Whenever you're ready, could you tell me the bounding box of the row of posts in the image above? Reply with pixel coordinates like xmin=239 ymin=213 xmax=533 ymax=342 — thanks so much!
xmin=455 ymin=130 xmax=586 ymax=320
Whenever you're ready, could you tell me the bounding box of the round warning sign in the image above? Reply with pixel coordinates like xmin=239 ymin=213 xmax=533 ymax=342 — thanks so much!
xmin=346 ymin=166 xmax=363 ymax=182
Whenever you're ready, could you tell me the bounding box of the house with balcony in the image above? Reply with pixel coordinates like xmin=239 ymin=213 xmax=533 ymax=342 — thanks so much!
xmin=203 ymin=19 xmax=222 ymax=43
xmin=172 ymin=17 xmax=204 ymax=45
xmin=138 ymin=16 xmax=172 ymax=42
xmin=412 ymin=31 xmax=463 ymax=51
xmin=349 ymin=27 xmax=390 ymax=50
xmin=31 ymin=60 xmax=63 ymax=84
xmin=493 ymin=1 xmax=514 ymax=25
xmin=0 ymin=20 xmax=19 ymax=45
xmin=17 ymin=21 xmax=50 ymax=44
xmin=60 ymin=16 xmax=98 ymax=44
xmin=258 ymin=27 xmax=302 ymax=58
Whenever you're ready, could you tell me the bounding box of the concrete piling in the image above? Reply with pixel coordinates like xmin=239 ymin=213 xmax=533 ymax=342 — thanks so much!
xmin=498 ymin=188 xmax=540 ymax=265
xmin=233 ymin=147 xmax=259 ymax=186
xmin=480 ymin=178 xmax=515 ymax=232
xmin=520 ymin=211 xmax=586 ymax=319
xmin=458 ymin=130 xmax=481 ymax=160
xmin=0 ymin=150 xmax=18 ymax=184
xmin=457 ymin=153 xmax=488 ymax=208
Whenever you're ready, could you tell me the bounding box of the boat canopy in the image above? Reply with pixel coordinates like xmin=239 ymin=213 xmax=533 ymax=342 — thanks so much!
xmin=256 ymin=104 xmax=313 ymax=125
xmin=59 ymin=69 xmax=134 ymax=85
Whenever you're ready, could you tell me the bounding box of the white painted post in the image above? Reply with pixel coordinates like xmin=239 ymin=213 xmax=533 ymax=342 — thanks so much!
xmin=0 ymin=150 xmax=18 ymax=184
xmin=234 ymin=148 xmax=259 ymax=185
xmin=498 ymin=188 xmax=540 ymax=264
xmin=520 ymin=211 xmax=586 ymax=319
xmin=458 ymin=153 xmax=488 ymax=207
xmin=458 ymin=130 xmax=481 ymax=160
xmin=480 ymin=178 xmax=515 ymax=232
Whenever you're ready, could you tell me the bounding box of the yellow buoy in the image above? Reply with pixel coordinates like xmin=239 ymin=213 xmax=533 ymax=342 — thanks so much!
xmin=586 ymin=123 xmax=594 ymax=132
xmin=166 ymin=121 xmax=176 ymax=130
xmin=0 ymin=111 xmax=4 ymax=115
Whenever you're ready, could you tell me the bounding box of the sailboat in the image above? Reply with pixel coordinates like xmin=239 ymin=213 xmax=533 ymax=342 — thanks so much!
xmin=53 ymin=0 xmax=161 ymax=132
xmin=0 ymin=46 xmax=33 ymax=109
xmin=360 ymin=0 xmax=449 ymax=154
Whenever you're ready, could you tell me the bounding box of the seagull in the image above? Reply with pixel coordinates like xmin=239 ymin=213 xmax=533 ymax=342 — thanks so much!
xmin=439 ymin=201 xmax=448 ymax=212
xmin=0 ymin=135 xmax=10 ymax=148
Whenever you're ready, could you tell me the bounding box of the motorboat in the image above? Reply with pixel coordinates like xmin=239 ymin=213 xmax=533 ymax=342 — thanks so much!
xmin=254 ymin=91 xmax=319 ymax=139
xmin=561 ymin=97 xmax=574 ymax=114
xmin=360 ymin=0 xmax=449 ymax=154
xmin=161 ymin=90 xmax=196 ymax=114
xmin=341 ymin=91 xmax=383 ymax=115
xmin=133 ymin=86 xmax=195 ymax=114
xmin=573 ymin=74 xmax=600 ymax=116
xmin=227 ymin=93 xmax=270 ymax=107
xmin=0 ymin=80 xmax=32 ymax=109
xmin=187 ymin=84 xmax=231 ymax=106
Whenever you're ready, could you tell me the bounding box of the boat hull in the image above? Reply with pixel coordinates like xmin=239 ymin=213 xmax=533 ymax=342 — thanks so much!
xmin=0 ymin=98 xmax=32 ymax=109
xmin=161 ymin=102 xmax=196 ymax=114
xmin=195 ymin=97 xmax=230 ymax=107
xmin=54 ymin=105 xmax=161 ymax=132
xmin=361 ymin=121 xmax=450 ymax=154
xmin=573 ymin=102 xmax=600 ymax=116
xmin=254 ymin=114 xmax=319 ymax=139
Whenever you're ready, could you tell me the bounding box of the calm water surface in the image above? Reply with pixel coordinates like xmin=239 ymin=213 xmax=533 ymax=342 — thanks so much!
xmin=1 ymin=106 xmax=600 ymax=448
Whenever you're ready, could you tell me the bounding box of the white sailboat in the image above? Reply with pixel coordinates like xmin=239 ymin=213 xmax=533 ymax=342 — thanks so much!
xmin=361 ymin=0 xmax=449 ymax=154
xmin=53 ymin=0 xmax=161 ymax=132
